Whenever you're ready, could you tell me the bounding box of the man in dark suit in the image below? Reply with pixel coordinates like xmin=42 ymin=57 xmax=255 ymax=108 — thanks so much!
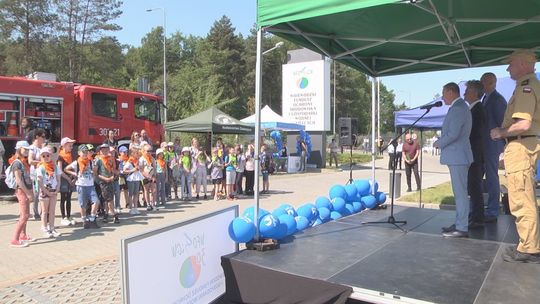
xmin=464 ymin=80 xmax=487 ymax=227
xmin=434 ymin=82 xmax=473 ymax=238
xmin=480 ymin=73 xmax=507 ymax=222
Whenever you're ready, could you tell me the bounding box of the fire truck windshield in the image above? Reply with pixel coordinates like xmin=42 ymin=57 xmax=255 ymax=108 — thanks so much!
xmin=134 ymin=97 xmax=159 ymax=122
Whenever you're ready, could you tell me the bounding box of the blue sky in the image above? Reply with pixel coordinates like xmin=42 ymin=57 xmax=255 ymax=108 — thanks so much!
xmin=115 ymin=1 xmax=515 ymax=108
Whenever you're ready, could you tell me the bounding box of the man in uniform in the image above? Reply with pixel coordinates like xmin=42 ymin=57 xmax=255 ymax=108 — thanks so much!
xmin=490 ymin=49 xmax=540 ymax=263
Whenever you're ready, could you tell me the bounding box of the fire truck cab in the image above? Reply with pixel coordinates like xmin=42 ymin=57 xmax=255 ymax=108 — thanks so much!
xmin=0 ymin=74 xmax=165 ymax=161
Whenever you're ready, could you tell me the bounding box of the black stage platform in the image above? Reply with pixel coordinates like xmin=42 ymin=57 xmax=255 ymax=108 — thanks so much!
xmin=220 ymin=206 xmax=540 ymax=304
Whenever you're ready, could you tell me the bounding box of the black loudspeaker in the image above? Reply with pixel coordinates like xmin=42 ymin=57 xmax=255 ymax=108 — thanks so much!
xmin=338 ymin=117 xmax=358 ymax=146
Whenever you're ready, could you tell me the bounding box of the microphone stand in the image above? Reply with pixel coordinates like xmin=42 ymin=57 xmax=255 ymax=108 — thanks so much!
xmin=363 ymin=106 xmax=435 ymax=232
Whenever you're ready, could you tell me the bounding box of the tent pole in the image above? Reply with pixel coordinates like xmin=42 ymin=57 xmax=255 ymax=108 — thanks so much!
xmin=371 ymin=76 xmax=376 ymax=194
xmin=420 ymin=130 xmax=423 ymax=208
xmin=333 ymin=59 xmax=336 ymax=135
xmin=377 ymin=78 xmax=381 ymax=142
xmin=253 ymin=29 xmax=263 ymax=241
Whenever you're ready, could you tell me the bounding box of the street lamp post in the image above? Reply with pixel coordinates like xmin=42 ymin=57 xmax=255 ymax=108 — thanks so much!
xmin=146 ymin=7 xmax=167 ymax=123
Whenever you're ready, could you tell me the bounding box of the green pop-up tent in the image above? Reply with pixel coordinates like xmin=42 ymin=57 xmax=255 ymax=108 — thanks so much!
xmin=249 ymin=0 xmax=540 ymax=241
xmin=164 ymin=106 xmax=254 ymax=134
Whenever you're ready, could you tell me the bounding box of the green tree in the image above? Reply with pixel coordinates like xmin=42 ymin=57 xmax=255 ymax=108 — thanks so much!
xmin=202 ymin=15 xmax=247 ymax=118
xmin=0 ymin=0 xmax=53 ymax=73
xmin=52 ymin=0 xmax=123 ymax=81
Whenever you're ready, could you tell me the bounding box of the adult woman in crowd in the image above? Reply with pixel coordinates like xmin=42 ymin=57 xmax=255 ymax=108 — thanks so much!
xmin=244 ymin=142 xmax=255 ymax=196
xmin=117 ymin=146 xmax=130 ymax=210
xmin=28 ymin=128 xmax=46 ymax=220
xmin=123 ymin=148 xmax=143 ymax=215
xmin=129 ymin=131 xmax=141 ymax=150
xmin=103 ymin=129 xmax=118 ymax=148
xmin=9 ymin=141 xmax=34 ymax=248
xmin=58 ymin=137 xmax=76 ymax=226
xmin=192 ymin=138 xmax=209 ymax=200
xmin=140 ymin=144 xmax=157 ymax=211
xmin=235 ymin=145 xmax=246 ymax=195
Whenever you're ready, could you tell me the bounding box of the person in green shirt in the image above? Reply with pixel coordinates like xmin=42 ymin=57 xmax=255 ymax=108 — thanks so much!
xmin=180 ymin=147 xmax=193 ymax=200
xmin=164 ymin=142 xmax=176 ymax=200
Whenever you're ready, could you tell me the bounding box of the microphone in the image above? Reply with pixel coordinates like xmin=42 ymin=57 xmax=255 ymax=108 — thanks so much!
xmin=420 ymin=100 xmax=443 ymax=110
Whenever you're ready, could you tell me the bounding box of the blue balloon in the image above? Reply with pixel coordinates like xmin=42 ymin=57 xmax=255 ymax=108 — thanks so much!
xmin=318 ymin=207 xmax=331 ymax=222
xmin=278 ymin=214 xmax=297 ymax=236
xmin=228 ymin=217 xmax=256 ymax=243
xmin=279 ymin=204 xmax=297 ymax=217
xmin=331 ymin=197 xmax=347 ymax=213
xmin=330 ymin=211 xmax=343 ymax=220
xmin=272 ymin=207 xmax=287 ymax=218
xmin=259 ymin=214 xmax=280 ymax=238
xmin=315 ymin=196 xmax=332 ymax=210
xmin=344 ymin=184 xmax=358 ymax=202
xmin=352 ymin=201 xmax=363 ymax=213
xmin=345 ymin=203 xmax=355 ymax=214
xmin=354 ymin=180 xmax=371 ymax=196
xmin=272 ymin=222 xmax=288 ymax=240
xmin=312 ymin=218 xmax=323 ymax=227
xmin=329 ymin=184 xmax=347 ymax=200
xmin=361 ymin=195 xmax=378 ymax=209
xmin=243 ymin=207 xmax=269 ymax=223
xmin=297 ymin=204 xmax=318 ymax=221
xmin=341 ymin=207 xmax=352 ymax=217
xmin=295 ymin=215 xmax=310 ymax=231
xmin=369 ymin=180 xmax=379 ymax=193
xmin=376 ymin=191 xmax=387 ymax=204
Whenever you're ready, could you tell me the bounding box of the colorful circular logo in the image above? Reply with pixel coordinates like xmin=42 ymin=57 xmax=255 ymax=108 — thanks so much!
xmin=179 ymin=256 xmax=201 ymax=288
xmin=297 ymin=77 xmax=309 ymax=89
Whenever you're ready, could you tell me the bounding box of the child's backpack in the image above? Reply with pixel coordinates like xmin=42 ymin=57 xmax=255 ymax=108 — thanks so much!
xmin=4 ymin=160 xmax=19 ymax=189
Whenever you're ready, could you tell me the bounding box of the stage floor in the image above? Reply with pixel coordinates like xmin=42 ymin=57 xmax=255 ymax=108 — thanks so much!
xmin=223 ymin=206 xmax=540 ymax=304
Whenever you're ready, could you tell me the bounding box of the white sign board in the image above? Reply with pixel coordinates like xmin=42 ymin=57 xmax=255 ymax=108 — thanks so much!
xmin=121 ymin=206 xmax=238 ymax=304
xmin=282 ymin=60 xmax=330 ymax=131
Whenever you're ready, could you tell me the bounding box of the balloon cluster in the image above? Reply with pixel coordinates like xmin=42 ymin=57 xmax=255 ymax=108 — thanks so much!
xmin=296 ymin=130 xmax=312 ymax=157
xmin=228 ymin=179 xmax=387 ymax=243
xmin=270 ymin=130 xmax=283 ymax=158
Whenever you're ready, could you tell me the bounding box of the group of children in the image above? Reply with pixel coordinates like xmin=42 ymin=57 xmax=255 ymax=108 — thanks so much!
xmin=8 ymin=131 xmax=272 ymax=248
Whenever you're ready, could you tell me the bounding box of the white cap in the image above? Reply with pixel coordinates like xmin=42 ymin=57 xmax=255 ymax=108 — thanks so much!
xmin=15 ymin=141 xmax=30 ymax=150
xmin=156 ymin=148 xmax=164 ymax=155
xmin=181 ymin=147 xmax=190 ymax=153
xmin=40 ymin=146 xmax=54 ymax=155
xmin=167 ymin=142 xmax=174 ymax=146
xmin=60 ymin=137 xmax=76 ymax=146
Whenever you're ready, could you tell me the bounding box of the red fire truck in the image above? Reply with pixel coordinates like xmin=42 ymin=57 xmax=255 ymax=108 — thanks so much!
xmin=0 ymin=74 xmax=165 ymax=154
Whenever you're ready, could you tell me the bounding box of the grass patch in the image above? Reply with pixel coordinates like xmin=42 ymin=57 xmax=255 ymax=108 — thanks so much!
xmin=326 ymin=152 xmax=379 ymax=165
xmin=399 ymin=179 xmax=540 ymax=206
xmin=398 ymin=182 xmax=455 ymax=206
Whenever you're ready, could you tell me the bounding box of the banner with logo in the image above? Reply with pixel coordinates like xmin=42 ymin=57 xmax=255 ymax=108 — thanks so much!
xmin=282 ymin=60 xmax=330 ymax=131
xmin=121 ymin=206 xmax=238 ymax=304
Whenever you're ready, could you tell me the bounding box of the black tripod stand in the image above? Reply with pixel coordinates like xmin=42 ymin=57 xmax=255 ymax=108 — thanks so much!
xmin=363 ymin=107 xmax=433 ymax=232
xmin=346 ymin=143 xmax=354 ymax=184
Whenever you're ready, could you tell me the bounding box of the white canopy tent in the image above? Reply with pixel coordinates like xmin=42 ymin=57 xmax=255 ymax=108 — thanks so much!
xmin=241 ymin=105 xmax=305 ymax=131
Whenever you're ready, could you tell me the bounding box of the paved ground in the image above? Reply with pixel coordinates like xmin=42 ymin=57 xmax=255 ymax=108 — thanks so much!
xmin=0 ymin=153 xmax=450 ymax=303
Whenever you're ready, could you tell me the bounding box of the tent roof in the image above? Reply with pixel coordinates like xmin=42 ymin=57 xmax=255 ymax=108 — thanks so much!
xmin=241 ymin=105 xmax=305 ymax=131
xmin=164 ymin=106 xmax=254 ymax=134
xmin=257 ymin=0 xmax=540 ymax=77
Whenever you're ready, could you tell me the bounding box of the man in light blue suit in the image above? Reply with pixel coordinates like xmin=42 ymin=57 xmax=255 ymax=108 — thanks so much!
xmin=480 ymin=73 xmax=507 ymax=222
xmin=434 ymin=82 xmax=473 ymax=238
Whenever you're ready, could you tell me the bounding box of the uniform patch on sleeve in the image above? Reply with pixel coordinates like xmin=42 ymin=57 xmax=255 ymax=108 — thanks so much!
xmin=523 ymin=87 xmax=532 ymax=93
